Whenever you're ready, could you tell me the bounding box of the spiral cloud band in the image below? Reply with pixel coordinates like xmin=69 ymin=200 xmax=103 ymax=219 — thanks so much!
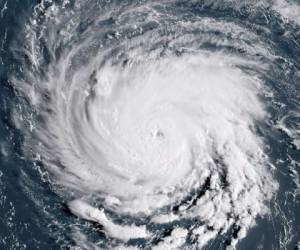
xmin=12 ymin=0 xmax=300 ymax=249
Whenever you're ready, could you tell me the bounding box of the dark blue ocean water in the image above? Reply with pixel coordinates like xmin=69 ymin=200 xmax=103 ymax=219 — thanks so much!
xmin=0 ymin=0 xmax=300 ymax=249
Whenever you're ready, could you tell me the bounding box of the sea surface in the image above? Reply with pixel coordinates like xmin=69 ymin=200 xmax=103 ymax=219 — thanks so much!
xmin=0 ymin=0 xmax=299 ymax=249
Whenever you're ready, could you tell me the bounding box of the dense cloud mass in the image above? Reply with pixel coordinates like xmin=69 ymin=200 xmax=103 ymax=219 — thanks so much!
xmin=7 ymin=0 xmax=300 ymax=249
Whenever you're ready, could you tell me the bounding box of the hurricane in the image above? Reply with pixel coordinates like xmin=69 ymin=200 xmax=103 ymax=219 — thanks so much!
xmin=1 ymin=0 xmax=300 ymax=249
